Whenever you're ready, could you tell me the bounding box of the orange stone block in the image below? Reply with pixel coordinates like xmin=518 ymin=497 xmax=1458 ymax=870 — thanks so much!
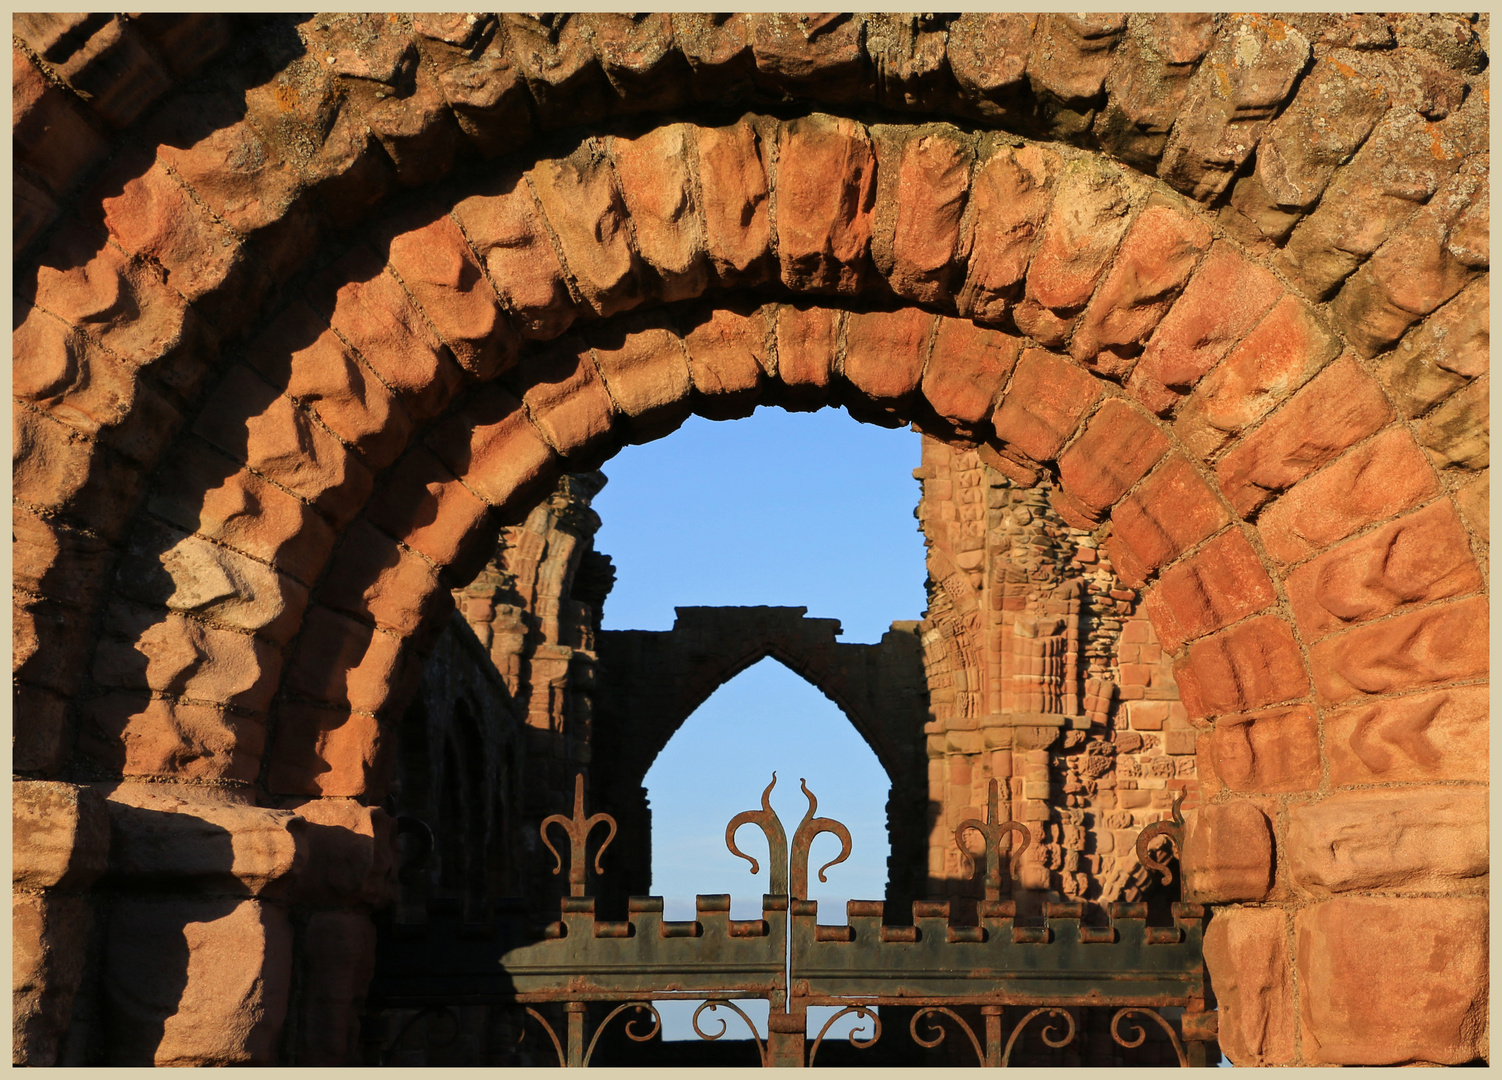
xmin=1256 ymin=426 xmax=1440 ymax=566
xmin=1284 ymin=501 xmax=1484 ymax=640
xmin=1175 ymin=615 xmax=1309 ymax=720
xmin=1210 ymin=705 xmax=1321 ymax=794
xmin=1309 ymin=595 xmax=1488 ymax=704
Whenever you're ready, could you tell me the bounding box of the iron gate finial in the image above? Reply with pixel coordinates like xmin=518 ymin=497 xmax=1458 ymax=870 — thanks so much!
xmin=540 ymin=773 xmax=617 ymax=897
xmin=954 ymin=778 xmax=1032 ymax=902
xmin=790 ymin=777 xmax=852 ymax=900
xmin=726 ymin=772 xmax=790 ymax=896
xmin=1135 ymin=790 xmax=1186 ymax=885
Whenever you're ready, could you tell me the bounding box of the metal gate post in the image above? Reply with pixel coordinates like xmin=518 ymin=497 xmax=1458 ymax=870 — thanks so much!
xmin=767 ymin=1007 xmax=807 ymax=1067
xmin=982 ymin=1005 xmax=1003 ymax=1068
xmin=565 ymin=1002 xmax=586 ymax=1068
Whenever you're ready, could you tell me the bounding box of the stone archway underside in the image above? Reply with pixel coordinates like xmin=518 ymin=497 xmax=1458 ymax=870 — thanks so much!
xmin=13 ymin=12 xmax=1487 ymax=1068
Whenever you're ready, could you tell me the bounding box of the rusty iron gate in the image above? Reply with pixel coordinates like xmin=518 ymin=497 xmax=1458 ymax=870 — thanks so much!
xmin=367 ymin=773 xmax=1216 ymax=1066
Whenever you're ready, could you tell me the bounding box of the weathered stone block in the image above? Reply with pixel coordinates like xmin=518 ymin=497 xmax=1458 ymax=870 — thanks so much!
xmin=1175 ymin=616 xmax=1308 ymax=720
xmin=880 ymin=128 xmax=972 ymax=307
xmin=1129 ymin=240 xmax=1286 ymax=415
xmin=590 ymin=319 xmax=694 ymax=439
xmin=1106 ymin=454 xmax=1230 ymax=584
xmin=13 ymin=781 xmax=110 ymax=892
xmin=1202 ymin=907 xmax=1295 ymax=1066
xmin=1013 ymin=162 xmax=1132 ymax=345
xmin=384 ymin=210 xmax=518 ymax=382
xmin=78 ymin=692 xmax=266 ymax=785
xmin=694 ymin=119 xmax=774 ymax=286
xmin=146 ymin=444 xmax=340 ymax=586
xmin=1287 ymin=787 xmax=1487 ymax=896
xmin=1070 ymin=199 xmax=1211 ymax=376
xmin=842 ymin=308 xmax=934 ymax=405
xmin=1174 ymin=295 xmax=1341 ymax=460
xmin=1214 ymin=355 xmax=1394 ymax=517
xmin=1210 ymin=706 xmax=1321 ymax=794
xmin=104 ymin=897 xmax=293 ymax=1065
xmin=92 ymin=600 xmax=283 ymax=715
xmin=427 ymin=383 xmax=560 ymax=514
xmin=1296 ymin=897 xmax=1487 ymax=1065
xmin=364 ymin=447 xmax=493 ymax=570
xmin=1374 ymin=274 xmax=1488 ymax=420
xmin=774 ymin=304 xmax=839 ymax=409
xmin=509 ymin=339 xmax=620 ymax=461
xmin=1057 ymin=398 xmax=1170 ymax=517
xmin=452 ymin=175 xmax=578 ymax=339
xmin=957 ymin=144 xmax=1058 ymax=325
xmin=192 ymin=364 xmax=373 ymax=527
xmin=991 ymin=349 xmax=1102 ymax=463
xmin=1416 ymin=372 xmax=1488 ymax=472
xmin=527 ymin=146 xmax=643 ymax=318
xmin=113 ymin=515 xmax=308 ymax=644
xmin=267 ymin=703 xmax=393 ymax=800
xmin=681 ymin=304 xmax=769 ymax=417
xmin=922 ymin=318 xmax=1021 ymax=430
xmin=1182 ymin=800 xmax=1274 ymax=902
xmin=1325 ymin=685 xmax=1487 ymax=786
xmin=282 ymin=605 xmax=405 ymax=715
xmin=1256 ymin=427 xmax=1440 ymax=567
xmin=283 ymin=800 xmax=399 ymax=908
xmin=100 ymin=782 xmax=306 ymax=897
xmin=1144 ymin=529 xmax=1276 ymax=649
xmin=609 ymin=124 xmax=709 ymax=303
xmin=1284 ymin=501 xmax=1483 ymax=639
xmin=1309 ymin=595 xmax=1488 ymax=703
xmin=775 ymin=114 xmax=877 ymax=294
xmin=318 ymin=519 xmax=446 ymax=638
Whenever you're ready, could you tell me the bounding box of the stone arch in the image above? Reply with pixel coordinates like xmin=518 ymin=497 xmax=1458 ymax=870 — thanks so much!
xmin=594 ymin=606 xmax=922 ymax=797
xmin=13 ymin=13 xmax=1488 ymax=1068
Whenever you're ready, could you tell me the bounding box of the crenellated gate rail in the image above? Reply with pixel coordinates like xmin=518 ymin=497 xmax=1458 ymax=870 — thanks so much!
xmin=368 ymin=774 xmax=1215 ymax=1066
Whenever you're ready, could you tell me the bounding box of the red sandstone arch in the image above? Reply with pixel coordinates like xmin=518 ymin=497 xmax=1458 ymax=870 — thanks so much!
xmin=35 ymin=115 xmax=1482 ymax=805
xmin=13 ymin=13 xmax=1488 ymax=1068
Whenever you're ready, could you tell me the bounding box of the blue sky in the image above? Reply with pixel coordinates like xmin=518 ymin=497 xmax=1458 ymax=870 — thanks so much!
xmin=590 ymin=405 xmax=926 ymax=1038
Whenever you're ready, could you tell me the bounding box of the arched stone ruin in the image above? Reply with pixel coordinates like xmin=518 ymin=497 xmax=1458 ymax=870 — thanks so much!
xmin=12 ymin=12 xmax=1488 ymax=1067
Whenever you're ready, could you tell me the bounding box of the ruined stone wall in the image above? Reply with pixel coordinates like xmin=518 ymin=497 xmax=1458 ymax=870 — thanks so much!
xmin=915 ymin=439 xmax=1198 ymax=911
xmin=12 ymin=12 xmax=1488 ymax=1069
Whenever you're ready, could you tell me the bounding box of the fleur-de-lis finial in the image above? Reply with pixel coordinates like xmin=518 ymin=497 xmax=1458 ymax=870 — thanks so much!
xmin=954 ymin=778 xmax=1032 ymax=903
xmin=791 ymin=778 xmax=852 ymax=901
xmin=1135 ymin=790 xmax=1186 ymax=885
xmin=540 ymin=773 xmax=617 ymax=897
xmin=726 ymin=774 xmax=853 ymax=900
xmin=727 ymin=773 xmax=790 ymax=896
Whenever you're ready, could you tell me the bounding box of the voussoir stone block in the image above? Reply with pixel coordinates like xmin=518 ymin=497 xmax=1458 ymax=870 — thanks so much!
xmin=1209 ymin=705 xmax=1321 ymax=795
xmin=1325 ymin=684 xmax=1488 ymax=787
xmin=1174 ymin=616 xmax=1309 ymax=721
xmin=774 ymin=114 xmax=877 ymax=294
xmin=1256 ymin=426 xmax=1440 ymax=567
xmin=1283 ymin=500 xmax=1483 ymax=640
xmin=1296 ymin=897 xmax=1488 ymax=1065
xmin=1309 ymin=594 xmax=1488 ymax=703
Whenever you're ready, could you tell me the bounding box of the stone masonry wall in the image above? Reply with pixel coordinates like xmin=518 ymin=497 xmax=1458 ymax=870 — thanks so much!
xmin=915 ymin=439 xmax=1199 ymax=912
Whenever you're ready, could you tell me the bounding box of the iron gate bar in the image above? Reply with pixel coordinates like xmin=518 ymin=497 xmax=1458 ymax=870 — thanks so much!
xmin=366 ymin=771 xmax=1213 ymax=1065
